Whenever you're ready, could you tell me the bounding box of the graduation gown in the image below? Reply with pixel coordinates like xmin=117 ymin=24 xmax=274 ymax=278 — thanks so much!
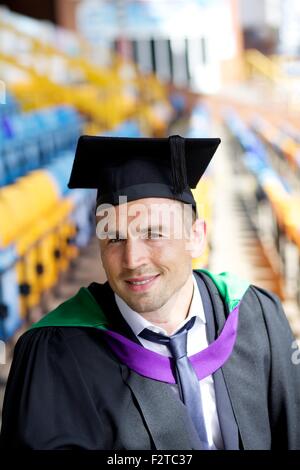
xmin=1 ymin=270 xmax=300 ymax=450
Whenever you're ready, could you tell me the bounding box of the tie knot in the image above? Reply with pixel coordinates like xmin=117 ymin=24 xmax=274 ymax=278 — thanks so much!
xmin=139 ymin=316 xmax=196 ymax=359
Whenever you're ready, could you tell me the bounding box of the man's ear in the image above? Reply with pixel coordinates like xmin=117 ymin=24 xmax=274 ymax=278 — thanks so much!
xmin=186 ymin=219 xmax=206 ymax=258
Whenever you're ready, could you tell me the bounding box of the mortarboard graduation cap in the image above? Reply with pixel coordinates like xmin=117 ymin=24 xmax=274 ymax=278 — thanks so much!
xmin=68 ymin=135 xmax=221 ymax=209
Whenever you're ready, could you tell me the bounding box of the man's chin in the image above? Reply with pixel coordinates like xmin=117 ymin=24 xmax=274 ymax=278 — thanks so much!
xmin=122 ymin=295 xmax=164 ymax=314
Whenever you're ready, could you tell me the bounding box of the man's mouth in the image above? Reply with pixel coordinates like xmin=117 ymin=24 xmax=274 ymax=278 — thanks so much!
xmin=124 ymin=274 xmax=160 ymax=290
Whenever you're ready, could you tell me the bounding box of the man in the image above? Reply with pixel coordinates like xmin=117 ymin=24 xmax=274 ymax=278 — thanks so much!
xmin=1 ymin=135 xmax=300 ymax=450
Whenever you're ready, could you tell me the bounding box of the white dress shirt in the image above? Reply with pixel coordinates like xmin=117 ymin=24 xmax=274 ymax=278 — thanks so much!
xmin=115 ymin=274 xmax=224 ymax=450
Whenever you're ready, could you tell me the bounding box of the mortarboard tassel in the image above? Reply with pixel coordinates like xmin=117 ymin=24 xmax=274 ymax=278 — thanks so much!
xmin=169 ymin=135 xmax=188 ymax=194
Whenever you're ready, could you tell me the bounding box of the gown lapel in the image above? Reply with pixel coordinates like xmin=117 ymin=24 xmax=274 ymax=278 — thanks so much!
xmin=121 ymin=365 xmax=204 ymax=450
xmin=200 ymin=274 xmax=273 ymax=450
xmin=195 ymin=272 xmax=240 ymax=450
xmin=88 ymin=282 xmax=138 ymax=342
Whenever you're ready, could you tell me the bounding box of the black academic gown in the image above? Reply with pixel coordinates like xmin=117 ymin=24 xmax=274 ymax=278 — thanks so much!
xmin=1 ymin=271 xmax=300 ymax=450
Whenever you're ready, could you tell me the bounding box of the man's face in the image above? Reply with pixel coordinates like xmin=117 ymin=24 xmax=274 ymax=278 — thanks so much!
xmin=97 ymin=198 xmax=205 ymax=314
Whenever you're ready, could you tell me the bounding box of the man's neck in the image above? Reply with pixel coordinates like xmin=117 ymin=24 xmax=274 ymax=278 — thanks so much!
xmin=140 ymin=274 xmax=194 ymax=335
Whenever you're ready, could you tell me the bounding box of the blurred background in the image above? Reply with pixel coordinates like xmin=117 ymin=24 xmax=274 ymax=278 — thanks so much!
xmin=0 ymin=0 xmax=300 ymax=417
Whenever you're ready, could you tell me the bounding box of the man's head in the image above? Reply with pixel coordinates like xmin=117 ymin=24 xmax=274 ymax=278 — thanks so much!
xmin=96 ymin=197 xmax=206 ymax=313
xmin=68 ymin=133 xmax=220 ymax=315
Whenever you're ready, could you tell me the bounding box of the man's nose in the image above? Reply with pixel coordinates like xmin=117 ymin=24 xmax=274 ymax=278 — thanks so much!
xmin=122 ymin=237 xmax=148 ymax=270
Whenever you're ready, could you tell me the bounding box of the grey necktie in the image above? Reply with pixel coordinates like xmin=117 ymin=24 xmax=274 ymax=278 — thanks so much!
xmin=139 ymin=317 xmax=209 ymax=448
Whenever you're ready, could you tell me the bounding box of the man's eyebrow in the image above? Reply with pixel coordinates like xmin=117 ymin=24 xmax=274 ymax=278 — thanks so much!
xmin=98 ymin=225 xmax=169 ymax=239
xmin=99 ymin=230 xmax=124 ymax=238
xmin=140 ymin=224 xmax=168 ymax=233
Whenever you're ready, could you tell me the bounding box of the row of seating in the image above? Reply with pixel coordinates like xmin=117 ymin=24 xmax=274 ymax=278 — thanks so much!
xmin=0 ymin=150 xmax=96 ymax=341
xmin=0 ymin=92 xmax=19 ymax=117
xmin=0 ymin=88 xmax=92 ymax=340
xmin=251 ymin=116 xmax=300 ymax=173
xmin=0 ymin=104 xmax=83 ymax=186
xmin=224 ymin=109 xmax=300 ymax=304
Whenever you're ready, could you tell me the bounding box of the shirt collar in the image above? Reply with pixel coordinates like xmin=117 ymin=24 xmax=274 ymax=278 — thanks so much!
xmin=115 ymin=274 xmax=206 ymax=338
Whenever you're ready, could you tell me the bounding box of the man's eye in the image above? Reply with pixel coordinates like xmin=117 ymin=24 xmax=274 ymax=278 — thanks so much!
xmin=150 ymin=232 xmax=164 ymax=239
xmin=108 ymin=238 xmax=121 ymax=244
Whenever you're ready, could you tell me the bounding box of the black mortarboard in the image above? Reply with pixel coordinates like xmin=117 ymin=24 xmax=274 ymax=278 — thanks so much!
xmin=67 ymin=135 xmax=221 ymax=209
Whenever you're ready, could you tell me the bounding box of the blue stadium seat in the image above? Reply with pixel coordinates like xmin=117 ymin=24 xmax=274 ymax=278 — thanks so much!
xmin=0 ymin=246 xmax=22 ymax=341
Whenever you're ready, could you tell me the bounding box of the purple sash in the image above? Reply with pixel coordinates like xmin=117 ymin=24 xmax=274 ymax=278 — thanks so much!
xmin=101 ymin=303 xmax=240 ymax=383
